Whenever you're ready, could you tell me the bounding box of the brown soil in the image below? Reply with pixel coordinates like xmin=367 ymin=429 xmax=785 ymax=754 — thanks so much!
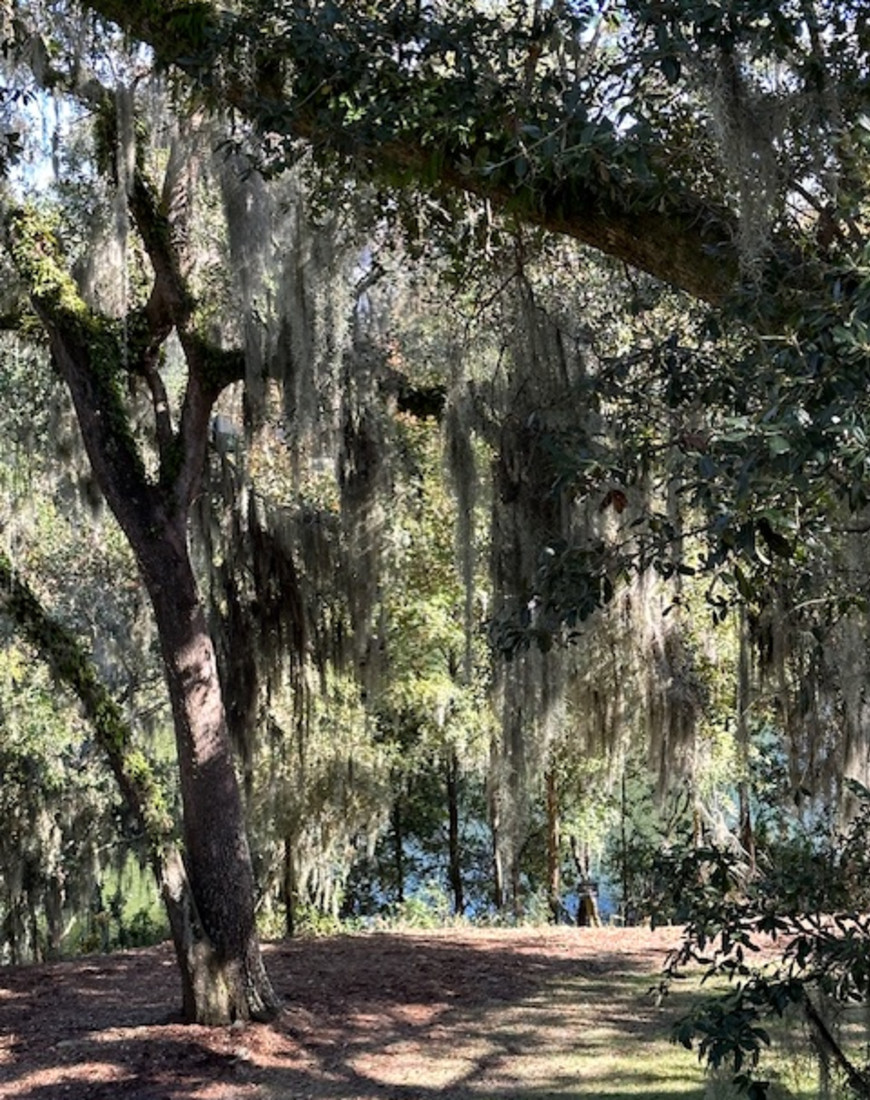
xmin=0 ymin=925 xmax=688 ymax=1100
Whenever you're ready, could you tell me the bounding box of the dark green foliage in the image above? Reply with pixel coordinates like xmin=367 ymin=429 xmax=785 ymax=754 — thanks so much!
xmin=341 ymin=760 xmax=491 ymax=920
xmin=665 ymin=782 xmax=870 ymax=1097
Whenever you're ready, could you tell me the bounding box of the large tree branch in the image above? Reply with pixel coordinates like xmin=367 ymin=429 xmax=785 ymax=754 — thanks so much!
xmin=92 ymin=90 xmax=245 ymax=514
xmin=4 ymin=171 xmax=244 ymax=525
xmin=3 ymin=205 xmax=162 ymax=530
xmin=130 ymin=162 xmax=246 ymax=512
xmin=83 ymin=0 xmax=740 ymax=303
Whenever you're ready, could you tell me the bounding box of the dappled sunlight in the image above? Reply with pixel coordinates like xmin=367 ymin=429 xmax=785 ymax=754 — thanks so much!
xmin=6 ymin=1062 xmax=133 ymax=1096
xmin=0 ymin=929 xmax=715 ymax=1100
xmin=250 ymin=928 xmax=708 ymax=1099
xmin=352 ymin=1042 xmax=483 ymax=1090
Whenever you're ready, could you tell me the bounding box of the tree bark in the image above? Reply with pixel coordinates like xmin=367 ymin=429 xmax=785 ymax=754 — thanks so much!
xmin=0 ymin=514 xmax=278 ymax=1020
xmin=569 ymin=835 xmax=601 ymax=927
xmin=489 ymin=745 xmax=505 ymax=912
xmin=446 ymin=750 xmax=464 ymax=916
xmin=391 ymin=796 xmax=405 ymax=905
xmin=546 ymin=768 xmax=561 ymax=924
xmin=140 ymin=536 xmax=279 ymax=1023
xmin=283 ymin=833 xmax=297 ymax=939
xmin=736 ymin=606 xmax=756 ymax=871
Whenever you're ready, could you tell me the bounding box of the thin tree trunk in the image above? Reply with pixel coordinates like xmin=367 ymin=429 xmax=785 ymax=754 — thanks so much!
xmin=5 ymin=196 xmax=279 ymax=1024
xmin=26 ymin=890 xmax=40 ymax=962
xmin=511 ymin=856 xmax=522 ymax=921
xmin=620 ymin=770 xmax=631 ymax=925
xmin=739 ymin=607 xmax=756 ymax=871
xmin=489 ymin=734 xmax=505 ymax=912
xmin=491 ymin=834 xmax=504 ymax=911
xmin=3 ymin=907 xmax=21 ymax=966
xmin=45 ymin=878 xmax=64 ymax=961
xmin=283 ymin=833 xmax=297 ymax=939
xmin=392 ymin=796 xmax=405 ymax=905
xmin=737 ymin=605 xmax=756 ymax=870
xmin=446 ymin=750 xmax=464 ymax=916
xmin=546 ymin=768 xmax=561 ymax=924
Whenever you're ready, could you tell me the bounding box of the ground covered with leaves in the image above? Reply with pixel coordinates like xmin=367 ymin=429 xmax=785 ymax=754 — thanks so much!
xmin=0 ymin=925 xmax=708 ymax=1100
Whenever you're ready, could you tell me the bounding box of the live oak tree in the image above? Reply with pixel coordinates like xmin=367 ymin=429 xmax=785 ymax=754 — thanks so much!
xmin=77 ymin=0 xmax=864 ymax=299
xmin=2 ymin=210 xmax=280 ymax=1021
xmin=0 ymin=10 xmax=281 ymax=1015
xmin=77 ymin=0 xmax=870 ymax=729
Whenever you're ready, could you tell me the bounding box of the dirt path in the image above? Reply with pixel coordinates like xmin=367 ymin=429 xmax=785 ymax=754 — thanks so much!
xmin=0 ymin=925 xmax=694 ymax=1100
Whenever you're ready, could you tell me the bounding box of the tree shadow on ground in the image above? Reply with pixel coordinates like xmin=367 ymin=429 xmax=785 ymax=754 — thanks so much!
xmin=0 ymin=926 xmax=705 ymax=1100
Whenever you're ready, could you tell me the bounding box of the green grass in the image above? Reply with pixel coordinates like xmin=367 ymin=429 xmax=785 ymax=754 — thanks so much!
xmin=351 ymin=970 xmax=840 ymax=1099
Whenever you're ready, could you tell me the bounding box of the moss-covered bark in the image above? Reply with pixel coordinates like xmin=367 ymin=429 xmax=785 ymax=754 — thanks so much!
xmin=0 ymin=550 xmax=171 ymax=852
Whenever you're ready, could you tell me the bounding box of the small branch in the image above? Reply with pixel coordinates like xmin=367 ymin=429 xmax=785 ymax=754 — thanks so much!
xmin=140 ymin=347 xmax=175 ymax=457
xmin=802 ymin=990 xmax=870 ymax=1097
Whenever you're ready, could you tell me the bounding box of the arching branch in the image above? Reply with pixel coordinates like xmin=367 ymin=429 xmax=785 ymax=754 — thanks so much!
xmin=83 ymin=0 xmax=741 ymax=303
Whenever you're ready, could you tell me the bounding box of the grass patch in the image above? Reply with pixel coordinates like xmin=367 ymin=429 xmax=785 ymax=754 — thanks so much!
xmin=347 ymin=970 xmax=837 ymax=1099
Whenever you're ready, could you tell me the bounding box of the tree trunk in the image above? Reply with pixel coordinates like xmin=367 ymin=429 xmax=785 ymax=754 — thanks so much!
xmin=141 ymin=538 xmax=279 ymax=1023
xmin=569 ymin=835 xmax=601 ymax=927
xmin=546 ymin=768 xmax=561 ymax=924
xmin=2 ymin=907 xmax=21 ymax=966
xmin=392 ymin=796 xmax=405 ymax=905
xmin=737 ymin=605 xmax=756 ymax=871
xmin=620 ymin=770 xmax=631 ymax=925
xmin=489 ymin=783 xmax=505 ymax=912
xmin=446 ymin=750 xmax=464 ymax=916
xmin=283 ymin=833 xmax=297 ymax=939
xmin=0 ymin=545 xmax=272 ymax=1020
xmin=44 ymin=877 xmax=64 ymax=961
xmin=5 ymin=192 xmax=278 ymax=1024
